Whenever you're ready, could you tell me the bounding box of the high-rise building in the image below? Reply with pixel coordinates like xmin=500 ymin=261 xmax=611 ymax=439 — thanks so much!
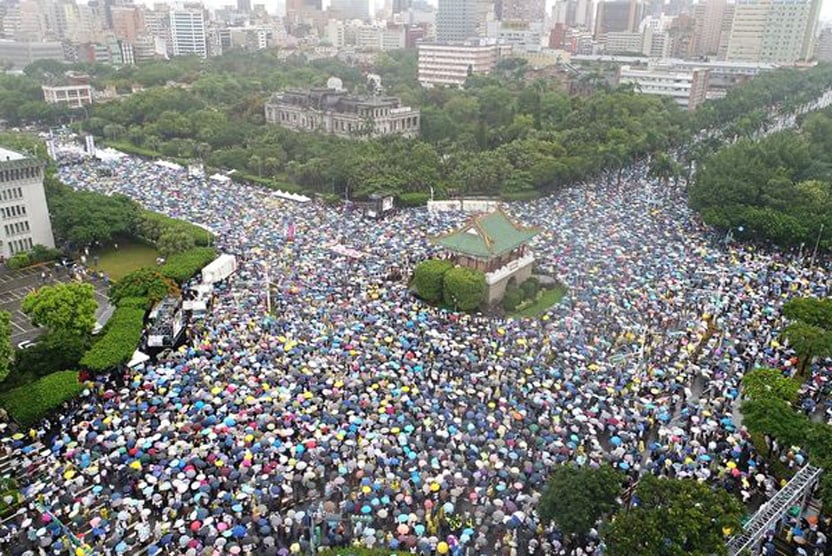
xmin=594 ymin=0 xmax=643 ymax=40
xmin=496 ymin=0 xmax=544 ymax=22
xmin=0 ymin=147 xmax=55 ymax=259
xmin=436 ymin=0 xmax=491 ymax=42
xmin=417 ymin=40 xmax=510 ymax=87
xmin=617 ymin=64 xmax=710 ymax=110
xmin=565 ymin=0 xmax=594 ymax=28
xmin=237 ymin=0 xmax=252 ymax=11
xmin=816 ymin=27 xmax=832 ymax=61
xmin=724 ymin=0 xmax=820 ymax=64
xmin=330 ymin=0 xmax=370 ymax=20
xmin=692 ymin=0 xmax=727 ymax=57
xmin=169 ymin=4 xmax=207 ymax=58
xmin=110 ymin=5 xmax=144 ymax=43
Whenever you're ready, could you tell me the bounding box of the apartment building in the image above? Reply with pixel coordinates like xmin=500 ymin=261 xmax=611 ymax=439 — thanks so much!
xmin=417 ymin=40 xmax=512 ymax=87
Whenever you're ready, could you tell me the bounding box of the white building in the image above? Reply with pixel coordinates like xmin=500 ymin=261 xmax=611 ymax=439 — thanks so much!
xmin=485 ymin=20 xmax=543 ymax=52
xmin=617 ymin=64 xmax=710 ymax=110
xmin=436 ymin=0 xmax=492 ymax=42
xmin=724 ymin=0 xmax=821 ymax=64
xmin=265 ymin=89 xmax=420 ymax=139
xmin=417 ymin=40 xmax=511 ymax=87
xmin=0 ymin=147 xmax=55 ymax=259
xmin=170 ymin=5 xmax=207 ymax=58
xmin=41 ymin=72 xmax=93 ymax=108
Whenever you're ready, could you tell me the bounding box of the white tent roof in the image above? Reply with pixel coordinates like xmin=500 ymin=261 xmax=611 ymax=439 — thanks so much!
xmin=127 ymin=350 xmax=150 ymax=368
xmin=210 ymin=173 xmax=232 ymax=183
xmin=155 ymin=160 xmax=183 ymax=171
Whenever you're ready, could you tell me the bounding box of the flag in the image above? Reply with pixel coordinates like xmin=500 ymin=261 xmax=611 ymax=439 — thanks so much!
xmin=287 ymin=222 xmax=295 ymax=242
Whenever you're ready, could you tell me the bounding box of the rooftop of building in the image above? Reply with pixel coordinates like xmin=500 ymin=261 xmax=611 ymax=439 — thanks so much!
xmin=269 ymin=88 xmax=413 ymax=111
xmin=433 ymin=209 xmax=539 ymax=259
xmin=0 ymin=147 xmax=27 ymax=162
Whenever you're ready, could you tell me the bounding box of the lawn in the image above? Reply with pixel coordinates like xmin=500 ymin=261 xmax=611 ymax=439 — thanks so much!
xmin=92 ymin=239 xmax=160 ymax=281
xmin=510 ymin=285 xmax=568 ymax=318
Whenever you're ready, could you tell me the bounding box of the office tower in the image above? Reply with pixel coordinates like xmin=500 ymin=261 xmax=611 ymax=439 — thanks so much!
xmin=0 ymin=147 xmax=55 ymax=259
xmin=496 ymin=0 xmax=544 ymax=22
xmin=565 ymin=0 xmax=594 ymax=28
xmin=330 ymin=0 xmax=370 ymax=20
xmin=692 ymin=0 xmax=727 ymax=57
xmin=436 ymin=0 xmax=491 ymax=41
xmin=393 ymin=0 xmax=413 ymax=15
xmin=594 ymin=0 xmax=643 ymax=40
xmin=724 ymin=0 xmax=820 ymax=63
xmin=816 ymin=27 xmax=832 ymax=62
xmin=170 ymin=4 xmax=207 ymax=58
xmin=237 ymin=0 xmax=252 ymax=11
xmin=110 ymin=5 xmax=144 ymax=43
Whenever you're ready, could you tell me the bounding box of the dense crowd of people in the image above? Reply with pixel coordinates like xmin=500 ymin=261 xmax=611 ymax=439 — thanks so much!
xmin=2 ymin=98 xmax=832 ymax=555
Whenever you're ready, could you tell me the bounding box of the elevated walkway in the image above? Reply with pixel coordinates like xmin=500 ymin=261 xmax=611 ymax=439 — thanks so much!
xmin=727 ymin=465 xmax=823 ymax=555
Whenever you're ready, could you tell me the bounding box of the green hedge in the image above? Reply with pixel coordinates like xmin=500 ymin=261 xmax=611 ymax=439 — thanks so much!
xmin=6 ymin=253 xmax=29 ymax=270
xmin=0 ymin=371 xmax=83 ymax=426
xmin=443 ymin=266 xmax=486 ymax=311
xmin=159 ymin=247 xmax=217 ymax=283
xmin=502 ymin=286 xmax=525 ymax=311
xmin=520 ymin=277 xmax=540 ymax=298
xmin=117 ymin=296 xmax=151 ymax=310
xmin=397 ymin=192 xmax=430 ymax=207
xmin=80 ymin=306 xmax=145 ymax=373
xmin=413 ymin=259 xmax=453 ymax=303
xmin=109 ymin=268 xmax=179 ymax=305
xmin=135 ymin=210 xmax=213 ymax=247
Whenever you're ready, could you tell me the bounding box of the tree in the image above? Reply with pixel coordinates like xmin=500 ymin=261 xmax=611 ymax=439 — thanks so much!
xmin=783 ymin=321 xmax=832 ymax=375
xmin=48 ymin=190 xmax=139 ymax=246
xmin=740 ymin=367 xmax=800 ymax=403
xmin=604 ymin=475 xmax=743 ymax=556
xmin=21 ymin=283 xmax=98 ymax=338
xmin=157 ymin=230 xmax=196 ymax=258
xmin=741 ymin=396 xmax=806 ymax=451
xmin=443 ymin=266 xmax=486 ymax=311
xmin=109 ymin=268 xmax=180 ymax=305
xmin=412 ymin=259 xmax=453 ymax=303
xmin=538 ymin=465 xmax=624 ymax=543
xmin=0 ymin=311 xmax=12 ymax=383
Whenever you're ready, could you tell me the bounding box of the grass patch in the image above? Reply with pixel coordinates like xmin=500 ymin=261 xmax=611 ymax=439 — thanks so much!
xmin=0 ymin=477 xmax=22 ymax=517
xmin=92 ymin=238 xmax=160 ymax=281
xmin=510 ymin=285 xmax=568 ymax=318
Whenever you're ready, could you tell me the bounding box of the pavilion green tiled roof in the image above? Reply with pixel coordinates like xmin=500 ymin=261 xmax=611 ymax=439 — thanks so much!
xmin=433 ymin=209 xmax=539 ymax=259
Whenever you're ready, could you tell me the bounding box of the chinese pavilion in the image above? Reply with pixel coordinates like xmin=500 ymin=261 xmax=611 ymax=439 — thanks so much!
xmin=433 ymin=209 xmax=539 ymax=304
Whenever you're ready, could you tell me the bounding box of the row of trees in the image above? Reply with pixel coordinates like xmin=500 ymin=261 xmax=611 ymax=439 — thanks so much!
xmin=690 ymin=109 xmax=832 ymax=247
xmin=538 ymin=465 xmax=743 ymax=555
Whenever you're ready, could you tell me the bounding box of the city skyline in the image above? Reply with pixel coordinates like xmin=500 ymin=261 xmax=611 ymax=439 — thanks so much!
xmin=120 ymin=0 xmax=832 ymax=22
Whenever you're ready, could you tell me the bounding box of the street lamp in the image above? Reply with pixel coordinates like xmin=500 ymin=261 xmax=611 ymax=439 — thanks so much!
xmin=259 ymin=261 xmax=272 ymax=314
xmin=810 ymin=223 xmax=825 ymax=268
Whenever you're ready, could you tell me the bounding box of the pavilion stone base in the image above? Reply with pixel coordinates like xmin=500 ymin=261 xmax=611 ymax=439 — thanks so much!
xmin=484 ymin=254 xmax=535 ymax=305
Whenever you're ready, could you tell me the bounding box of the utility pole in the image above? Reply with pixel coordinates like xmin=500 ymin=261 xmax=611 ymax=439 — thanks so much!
xmin=810 ymin=223 xmax=824 ymax=268
xmin=263 ymin=262 xmax=272 ymax=314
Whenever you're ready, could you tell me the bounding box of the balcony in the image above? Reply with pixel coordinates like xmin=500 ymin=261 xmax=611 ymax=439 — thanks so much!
xmin=484 ymin=252 xmax=535 ymax=285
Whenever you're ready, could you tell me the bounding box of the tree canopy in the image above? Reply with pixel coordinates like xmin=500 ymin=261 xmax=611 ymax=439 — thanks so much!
xmin=0 ymin=311 xmax=12 ymax=383
xmin=21 ymin=282 xmax=98 ymax=338
xmin=604 ymin=474 xmax=743 ymax=556
xmin=537 ymin=464 xmax=624 ymax=541
xmin=690 ymin=109 xmax=832 ymax=247
xmin=47 ymin=187 xmax=140 ymax=247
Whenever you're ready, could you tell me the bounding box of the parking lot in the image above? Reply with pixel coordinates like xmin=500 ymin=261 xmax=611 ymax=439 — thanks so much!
xmin=0 ymin=265 xmax=112 ymax=346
